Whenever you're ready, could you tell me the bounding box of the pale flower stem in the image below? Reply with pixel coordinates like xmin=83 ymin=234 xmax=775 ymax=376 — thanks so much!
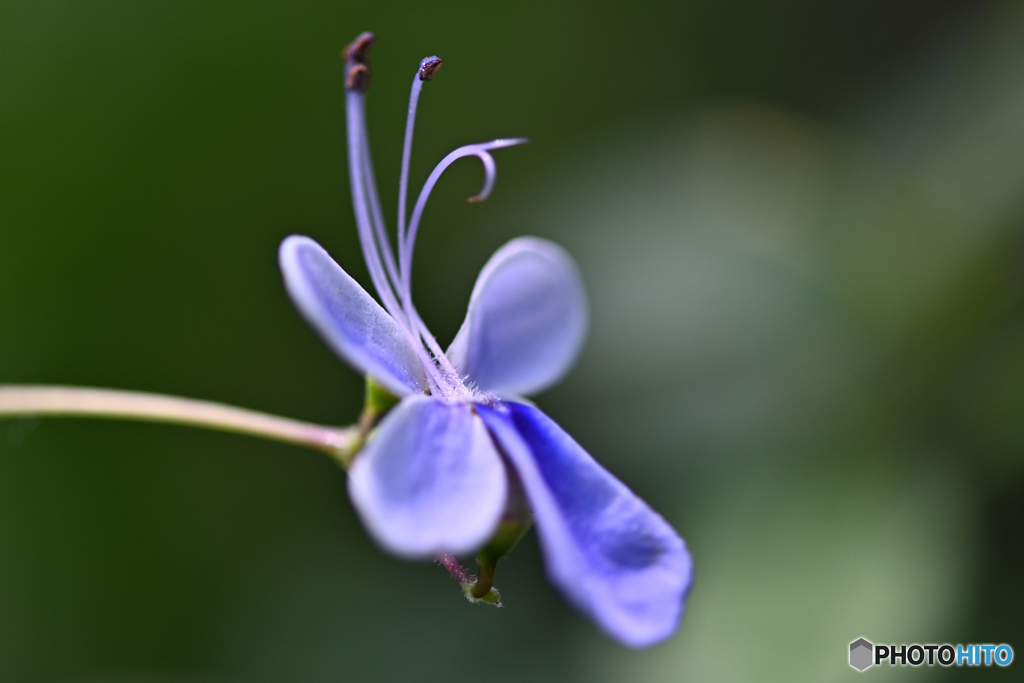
xmin=0 ymin=385 xmax=356 ymax=458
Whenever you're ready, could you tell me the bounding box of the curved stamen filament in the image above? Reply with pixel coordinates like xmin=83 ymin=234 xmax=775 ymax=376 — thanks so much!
xmin=465 ymin=152 xmax=497 ymax=204
xmin=399 ymin=138 xmax=528 ymax=313
xmin=344 ymin=36 xmax=449 ymax=393
xmin=410 ymin=301 xmax=458 ymax=377
xmin=345 ymin=92 xmax=402 ymax=320
xmin=393 ymin=56 xmax=526 ymax=391
xmin=395 ymin=63 xmax=463 ymax=385
xmin=397 ymin=65 xmax=430 ymax=273
xmin=345 ymin=36 xmax=527 ymax=398
xmin=359 ymin=128 xmax=403 ymax=307
xmin=346 ymin=90 xmax=445 ymax=393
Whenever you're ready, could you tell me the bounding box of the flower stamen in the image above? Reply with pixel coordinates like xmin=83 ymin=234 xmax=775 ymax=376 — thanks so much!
xmin=343 ymin=34 xmax=445 ymax=392
xmin=342 ymin=32 xmax=527 ymax=401
xmin=397 ymin=57 xmax=441 ymax=285
xmin=359 ymin=126 xmax=403 ymax=302
xmin=400 ymin=138 xmax=528 ymax=307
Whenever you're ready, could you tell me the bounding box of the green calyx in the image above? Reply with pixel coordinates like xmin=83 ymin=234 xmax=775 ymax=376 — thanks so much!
xmin=363 ymin=375 xmax=400 ymax=415
xmin=332 ymin=375 xmax=400 ymax=468
xmin=461 ymin=580 xmax=502 ymax=606
xmin=468 ymin=514 xmax=532 ymax=601
xmin=478 ymin=517 xmax=531 ymax=568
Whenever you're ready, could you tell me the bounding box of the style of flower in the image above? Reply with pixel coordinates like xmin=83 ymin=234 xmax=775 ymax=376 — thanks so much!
xmin=277 ymin=33 xmax=692 ymax=648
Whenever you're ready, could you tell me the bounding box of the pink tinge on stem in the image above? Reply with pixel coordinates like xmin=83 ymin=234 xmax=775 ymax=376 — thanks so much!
xmin=437 ymin=553 xmax=475 ymax=585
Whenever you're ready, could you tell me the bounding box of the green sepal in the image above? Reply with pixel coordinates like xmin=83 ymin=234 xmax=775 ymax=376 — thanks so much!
xmin=478 ymin=516 xmax=531 ymax=566
xmin=461 ymin=582 xmax=502 ymax=607
xmin=464 ymin=514 xmax=532 ymax=601
xmin=364 ymin=375 xmax=400 ymax=415
xmin=332 ymin=375 xmax=401 ymax=469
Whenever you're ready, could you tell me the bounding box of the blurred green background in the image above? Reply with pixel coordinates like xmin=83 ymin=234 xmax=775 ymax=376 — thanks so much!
xmin=2 ymin=1 xmax=1022 ymax=681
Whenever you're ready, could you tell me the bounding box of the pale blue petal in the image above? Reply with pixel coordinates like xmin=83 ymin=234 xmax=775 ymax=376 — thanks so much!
xmin=478 ymin=402 xmax=692 ymax=648
xmin=279 ymin=235 xmax=427 ymax=397
xmin=348 ymin=396 xmax=508 ymax=558
xmin=447 ymin=237 xmax=587 ymax=396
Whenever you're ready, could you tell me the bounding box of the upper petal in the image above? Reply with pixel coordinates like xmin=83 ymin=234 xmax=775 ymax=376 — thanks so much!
xmin=347 ymin=395 xmax=508 ymax=558
xmin=477 ymin=401 xmax=692 ymax=648
xmin=447 ymin=237 xmax=587 ymax=396
xmin=279 ymin=235 xmax=427 ymax=397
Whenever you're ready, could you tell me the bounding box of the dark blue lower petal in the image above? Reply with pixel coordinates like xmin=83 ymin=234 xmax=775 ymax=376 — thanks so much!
xmin=477 ymin=402 xmax=692 ymax=648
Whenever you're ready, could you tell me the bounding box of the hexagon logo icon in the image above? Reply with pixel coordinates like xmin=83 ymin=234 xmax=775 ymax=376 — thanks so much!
xmin=850 ymin=638 xmax=874 ymax=671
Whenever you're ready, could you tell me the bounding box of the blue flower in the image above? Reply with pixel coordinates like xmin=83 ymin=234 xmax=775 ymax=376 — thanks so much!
xmin=278 ymin=33 xmax=692 ymax=648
